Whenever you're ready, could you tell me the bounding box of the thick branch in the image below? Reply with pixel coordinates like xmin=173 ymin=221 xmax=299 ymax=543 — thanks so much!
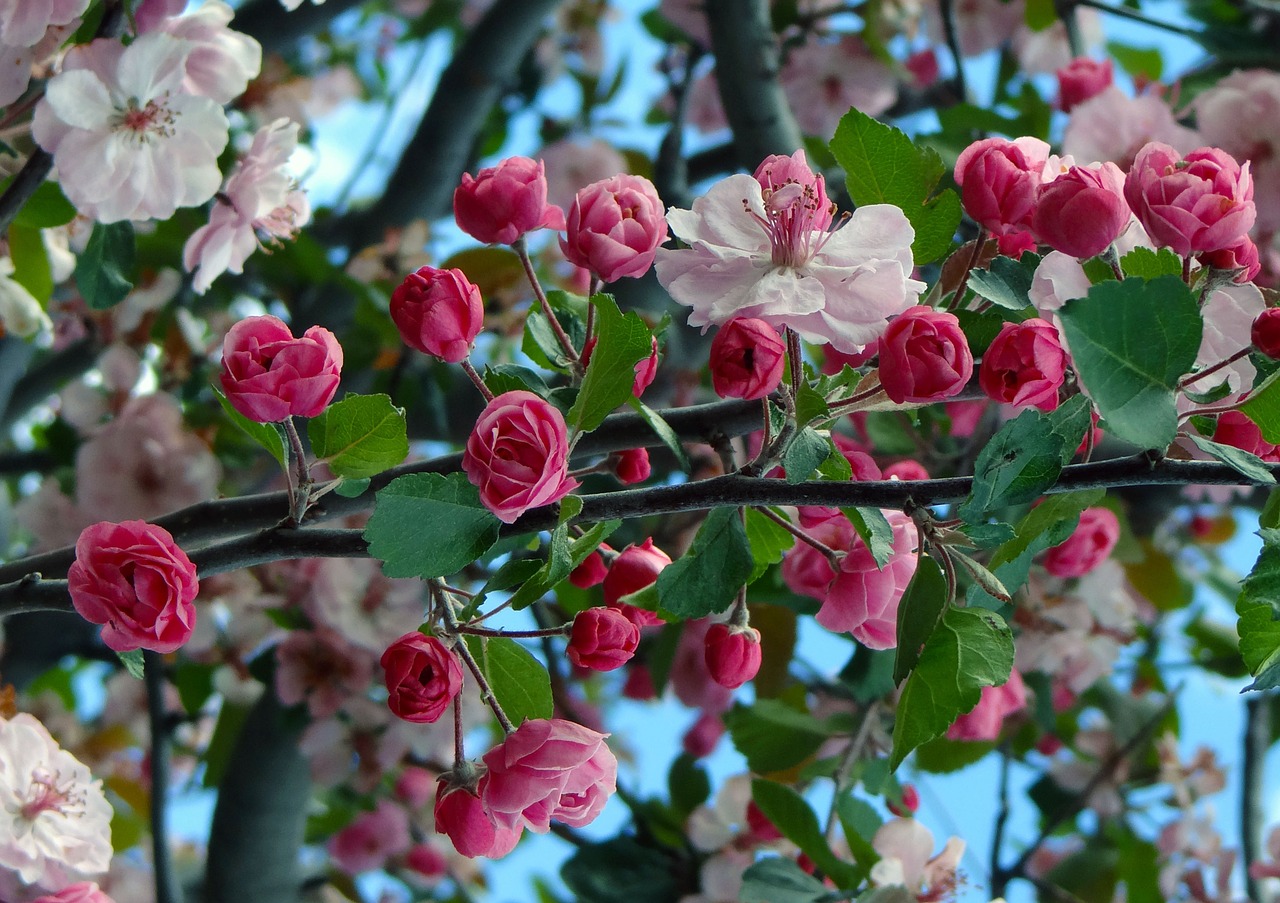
xmin=145 ymin=651 xmax=182 ymax=903
xmin=705 ymin=0 xmax=804 ymax=169
xmin=232 ymin=0 xmax=367 ymax=56
xmin=1244 ymin=693 xmax=1272 ymax=903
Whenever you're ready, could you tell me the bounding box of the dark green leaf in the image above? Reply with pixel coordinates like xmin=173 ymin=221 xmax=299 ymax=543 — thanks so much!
xmin=462 ymin=636 xmax=553 ymax=726
xmin=364 ymin=473 xmax=501 ymax=578
xmin=739 ymin=858 xmax=830 ymax=903
xmin=893 ymin=557 xmax=949 ymax=684
xmin=988 ymin=489 xmax=1104 ymax=569
xmin=215 ymin=389 xmax=288 ymax=468
xmin=668 ymin=753 xmax=711 ymax=818
xmin=561 ymin=838 xmax=678 ymax=903
xmin=958 ymin=408 xmax=1069 ymax=522
xmin=744 ymin=507 xmax=795 ymax=582
xmin=751 ymin=780 xmax=860 ymax=888
xmin=657 ymin=507 xmax=753 ymax=618
xmin=1187 ymin=434 xmax=1276 ymax=485
xmin=75 ymin=222 xmax=135 ymax=310
xmin=308 ymin=393 xmax=408 ymax=480
xmin=628 ymin=397 xmax=691 ymax=471
xmin=568 ymin=295 xmax=653 ymax=433
xmin=116 ymin=649 xmax=145 ymax=679
xmin=334 ymin=478 xmax=371 ymax=498
xmin=845 ymin=506 xmax=895 ymax=568
xmin=10 ymin=180 xmax=76 ymax=229
xmin=1241 ymin=370 xmax=1280 ymax=444
xmin=967 ymin=254 xmax=1038 ymax=312
xmin=483 ymin=364 xmax=552 ymax=398
xmin=1047 ymin=394 xmax=1094 ymax=466
xmin=784 ymin=427 xmax=832 ymax=483
xmin=1237 ymin=529 xmax=1280 ymax=691
xmin=8 ymin=224 xmax=51 ymax=305
xmin=507 ymin=518 xmax=620 ymax=611
xmin=723 ymin=700 xmax=837 ymax=773
xmin=795 ymin=382 xmax=829 ymax=426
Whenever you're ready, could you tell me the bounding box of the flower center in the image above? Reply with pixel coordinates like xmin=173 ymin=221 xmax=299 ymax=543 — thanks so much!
xmin=20 ymin=768 xmax=82 ymax=822
xmin=116 ymin=97 xmax=177 ymax=143
xmin=746 ymin=181 xmax=838 ymax=269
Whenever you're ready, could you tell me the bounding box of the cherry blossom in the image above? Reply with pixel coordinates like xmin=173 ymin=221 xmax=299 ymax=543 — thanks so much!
xmin=780 ymin=35 xmax=897 ymax=139
xmin=1062 ymin=86 xmax=1199 ymax=170
xmin=1196 ymin=69 xmax=1280 ymax=232
xmin=870 ymin=817 xmax=965 ymax=901
xmin=134 ymin=0 xmax=262 ymax=104
xmin=655 ymin=159 xmax=923 ymax=353
xmin=33 ymin=33 xmax=229 ymax=223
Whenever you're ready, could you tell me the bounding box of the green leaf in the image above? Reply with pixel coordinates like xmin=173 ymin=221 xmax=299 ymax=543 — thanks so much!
xmin=723 ymin=700 xmax=838 ymax=773
xmin=1236 ymin=529 xmax=1280 ymax=691
xmin=891 ymin=607 xmax=1014 ymax=769
xmin=116 ymin=649 xmax=145 ymax=679
xmin=1047 ymin=394 xmax=1095 ymax=466
xmin=795 ymin=381 xmax=830 ymax=426
xmin=830 ymin=107 xmax=961 ymax=265
xmin=751 ymin=780 xmax=860 ymax=888
xmin=1024 ymin=0 xmax=1056 ymax=29
xmin=740 ymin=858 xmax=830 ymax=903
xmin=75 ymin=222 xmax=135 ymax=310
xmin=215 ymin=389 xmax=288 ymax=469
xmin=988 ymin=488 xmax=1105 ymax=570
xmin=505 ymin=519 xmax=620 ymax=611
xmin=958 ymin=408 xmax=1072 ymax=522
xmin=10 ymin=179 xmax=76 ymax=229
xmin=1187 ymin=434 xmax=1276 ymax=485
xmin=1105 ymin=40 xmax=1164 ymax=81
xmin=834 ymin=791 xmax=883 ymax=871
xmin=1119 ymin=246 xmax=1181 ymax=279
xmin=628 ymin=397 xmax=691 ymax=471
xmin=893 ymin=556 xmax=949 ymax=684
xmin=568 ymin=294 xmax=653 ymax=433
xmin=656 ymin=507 xmax=753 ymax=618
xmin=483 ymin=364 xmax=551 ymax=398
xmin=1059 ymin=275 xmax=1201 ymax=450
xmin=307 ymin=393 xmax=408 ymax=480
xmin=967 ymin=253 xmax=1038 ymax=312
xmin=562 ymin=838 xmax=678 ymax=903
xmin=1241 ymin=370 xmax=1280 ymax=444
xmin=783 ymin=427 xmax=832 ymax=483
xmin=364 ymin=473 xmax=501 ymax=578
xmin=744 ymin=507 xmax=795 ymax=582
xmin=817 ymin=442 xmax=854 ymax=481
xmin=845 ymin=506 xmax=895 ymax=568
xmin=462 ymin=635 xmax=553 ymax=727
xmin=8 ymin=224 xmax=52 ymax=303
xmin=334 ymin=478 xmax=371 ymax=498
xmin=668 ymin=753 xmax=712 ymax=818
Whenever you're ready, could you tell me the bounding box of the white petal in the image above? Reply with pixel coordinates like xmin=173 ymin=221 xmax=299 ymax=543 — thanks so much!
xmin=44 ymin=69 xmax=113 ymax=131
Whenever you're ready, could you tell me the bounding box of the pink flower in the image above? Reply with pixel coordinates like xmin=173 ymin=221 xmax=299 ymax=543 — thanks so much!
xmin=404 ymin=843 xmax=448 ymax=882
xmin=979 ymin=318 xmax=1069 ymax=411
xmin=877 ymin=306 xmax=974 ymax=404
xmin=0 ymin=0 xmax=88 ymax=50
xmin=434 ymin=776 xmax=521 ymax=858
xmin=611 ymin=447 xmax=651 ymax=485
xmin=633 ymin=336 xmax=660 ymax=396
xmin=327 ymin=800 xmax=411 ymax=874
xmin=381 ymin=633 xmax=464 ymax=724
xmin=1043 ymin=508 xmax=1121 ymax=578
xmin=779 ymin=34 xmax=897 ymax=139
xmin=1056 ymin=57 xmax=1113 ymax=112
xmin=1062 ymin=86 xmax=1200 ymax=169
xmin=1254 ymin=308 xmax=1280 ymax=359
xmin=954 ymin=136 xmax=1051 ymax=239
xmin=560 ymin=174 xmax=667 ymax=282
xmin=567 ymin=607 xmax=640 ymax=672
xmin=33 ymin=883 xmax=115 ymax=903
xmin=818 ymin=510 xmax=919 ymax=648
xmin=480 ymin=718 xmax=617 ymax=833
xmin=394 ymin=766 xmax=435 ymax=809
xmin=219 ymin=315 xmax=343 ymax=422
xmin=1194 ymin=282 xmax=1265 ymax=396
xmin=134 ymin=0 xmax=261 ymax=104
xmin=782 ymin=514 xmax=856 ymax=600
xmin=275 ymin=627 xmax=374 ymax=719
xmin=68 ymin=520 xmax=199 ymax=654
xmin=389 ymin=266 xmax=484 ymax=363
xmin=32 ymin=33 xmax=229 ymax=223
xmin=184 ymin=118 xmax=310 ymax=294
xmin=884 ymin=459 xmax=930 ymax=481
xmin=703 ymin=623 xmax=762 ymax=689
xmin=461 ymin=390 xmax=578 ymax=524
xmin=1195 ymin=69 xmax=1280 ymax=232
xmin=682 ymin=711 xmax=725 ymax=758
xmin=1124 ymin=143 xmax=1255 ymax=256
xmin=656 ymin=152 xmax=923 ymax=353
xmin=0 ymin=714 xmax=113 ymax=886
xmin=1033 ymin=163 xmax=1129 ymax=259
xmin=569 ymin=548 xmax=609 ymax=589
xmin=709 ymin=317 xmax=786 ymax=401
xmin=453 ymin=156 xmax=566 ymax=245
xmin=1213 ymin=411 xmax=1278 ymax=459
xmin=946 ymin=669 xmax=1028 ymax=741
xmin=539 ymin=137 xmax=630 ymax=210
xmin=1200 ymin=236 xmax=1261 ymax=283
xmin=601 ymin=538 xmax=670 ymax=626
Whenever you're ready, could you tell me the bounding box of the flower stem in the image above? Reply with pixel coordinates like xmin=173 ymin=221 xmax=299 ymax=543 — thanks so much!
xmin=752 ymin=505 xmax=842 ymax=568
xmin=786 ymin=327 xmax=803 ymax=402
xmin=1178 ymin=347 xmax=1251 ymax=390
xmin=283 ymin=416 xmax=312 ymax=526
xmin=460 ymin=358 xmax=495 ymax=402
xmin=949 ymin=227 xmax=988 ymax=310
xmin=513 ymin=236 xmax=580 ymax=367
xmin=436 ymin=582 xmax=516 ymax=734
xmin=452 ymin=694 xmax=465 ymax=768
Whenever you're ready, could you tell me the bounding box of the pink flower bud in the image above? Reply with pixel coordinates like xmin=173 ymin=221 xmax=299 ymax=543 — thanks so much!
xmin=1254 ymin=308 xmax=1280 ymax=359
xmin=954 ymin=137 xmax=1051 ymax=236
xmin=453 ymin=156 xmax=566 ymax=245
xmin=380 ymin=632 xmax=463 ymax=724
xmin=328 ymin=800 xmax=411 ymax=874
xmin=1032 ymin=163 xmax=1129 ymax=259
xmin=622 ymin=663 xmax=656 ymax=700
xmin=601 ymin=537 xmax=671 ymax=627
xmin=569 ymin=547 xmax=609 ymax=588
xmin=887 ymin=784 xmax=920 ymax=817
xmin=1043 ymin=507 xmax=1120 ymax=578
xmin=435 ymin=774 xmax=521 ymax=858
xmin=462 ymin=390 xmax=579 ymax=524
xmin=703 ymin=622 xmax=762 ymax=689
xmin=905 ymin=49 xmax=940 ymax=88
xmin=746 ymin=799 xmax=784 ymax=841
xmin=567 ymin=607 xmax=640 ymax=672
xmin=979 ymin=318 xmax=1069 ymax=412
xmin=682 ymin=710 xmax=725 ymax=758
xmin=1056 ymin=57 xmax=1113 ymax=112
xmin=480 ymin=718 xmax=617 ymax=833
xmin=612 ymin=447 xmax=651 ymax=485
xmin=219 ymin=315 xmax=343 ymax=422
xmin=945 ymin=669 xmax=1028 ymax=741
xmin=883 ymin=459 xmax=930 ymax=481
xmin=878 ymin=306 xmax=974 ymax=404
xmin=389 ymin=266 xmax=484 ymax=363
xmin=1124 ymin=143 xmax=1256 ymax=255
xmin=405 ymin=844 xmax=449 ymax=881
xmin=1202 ymin=235 xmax=1262 ymax=283
xmin=560 ymin=174 xmax=667 ymax=282
xmin=395 ymin=766 xmax=436 ymax=809
xmin=33 ymin=883 xmax=114 ymax=903
xmin=68 ymin=520 xmax=199 ymax=654
xmin=709 ymin=317 xmax=786 ymax=400
xmin=633 ymin=336 xmax=660 ymax=396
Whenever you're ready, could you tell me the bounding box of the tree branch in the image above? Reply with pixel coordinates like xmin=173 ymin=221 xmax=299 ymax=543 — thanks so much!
xmin=1244 ymin=693 xmax=1272 ymax=903
xmin=232 ymin=0 xmax=367 ymax=56
xmin=145 ymin=651 xmax=182 ymax=903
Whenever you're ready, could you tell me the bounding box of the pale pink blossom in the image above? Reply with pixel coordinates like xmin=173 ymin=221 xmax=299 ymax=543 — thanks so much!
xmin=0 ymin=0 xmax=88 ymax=52
xmin=184 ymin=118 xmax=311 ymax=293
xmin=327 ymin=800 xmax=412 ymax=875
xmin=780 ymin=35 xmax=897 ymax=139
xmin=0 ymin=19 xmax=81 ymax=108
xmin=1062 ymin=86 xmax=1199 ymax=170
xmin=33 ymin=33 xmax=229 ymax=223
xmin=923 ymin=0 xmax=1022 ymax=57
xmin=655 ymin=164 xmax=923 ymax=353
xmin=539 ymin=137 xmax=629 ymax=210
xmin=1011 ymin=7 xmax=1102 ymax=75
xmin=0 ymin=713 xmax=113 ymax=888
xmin=0 ymin=257 xmax=52 ymax=338
xmin=274 ymin=627 xmax=376 ymax=719
xmin=134 ymin=0 xmax=262 ymax=104
xmin=1029 ymin=250 xmax=1090 ymax=320
xmin=1196 ymin=69 xmax=1280 ymax=232
xmin=870 ymin=817 xmax=965 ymax=901
xmin=1192 ymin=282 xmax=1265 ymax=397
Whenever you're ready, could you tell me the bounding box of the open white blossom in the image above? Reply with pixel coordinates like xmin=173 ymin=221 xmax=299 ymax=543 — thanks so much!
xmin=0 ymin=257 xmax=52 ymax=339
xmin=0 ymin=713 xmax=112 ymax=888
xmin=870 ymin=817 xmax=965 ymax=901
xmin=32 ymin=32 xmax=229 ymax=223
xmin=135 ymin=0 xmax=262 ymax=104
xmin=0 ymin=0 xmax=88 ymax=51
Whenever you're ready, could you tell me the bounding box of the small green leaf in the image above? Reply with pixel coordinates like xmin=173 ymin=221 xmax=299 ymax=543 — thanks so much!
xmin=844 ymin=507 xmax=895 ymax=568
xmin=740 ymin=858 xmax=830 ymax=903
xmin=1105 ymin=40 xmax=1164 ymax=81
xmin=10 ymin=179 xmax=76 ymax=229
xmin=988 ymin=488 xmax=1105 ymax=570
xmin=215 ymin=389 xmax=288 ymax=469
xmin=967 ymin=253 xmax=1038 ymax=312
xmin=483 ymin=364 xmax=551 ymax=398
xmin=568 ymin=295 xmax=653 ymax=433
xmin=1241 ymin=370 xmax=1280 ymax=444
xmin=1236 ymin=529 xmax=1280 ymax=691
xmin=629 ymin=397 xmax=691 ymax=471
xmin=116 ymin=649 xmax=145 ymax=679
xmin=949 ymin=548 xmax=1012 ymax=602
xmin=795 ymin=382 xmax=829 ymax=426
xmin=364 ymin=473 xmax=501 ymax=578
xmin=783 ymin=427 xmax=832 ymax=483
xmin=8 ymin=224 xmax=52 ymax=302
xmin=893 ymin=557 xmax=949 ymax=684
xmin=1187 ymin=434 xmax=1276 ymax=485
xmin=668 ymin=753 xmax=712 ymax=818
xmin=1059 ymin=275 xmax=1201 ymax=450
xmin=751 ymin=780 xmax=860 ymax=888
xmin=958 ymin=408 xmax=1073 ymax=522
xmin=308 ymin=393 xmax=409 ymax=480
xmin=723 ymin=700 xmax=839 ymax=773
xmin=656 ymin=507 xmax=753 ymax=618
xmin=75 ymin=222 xmax=135 ymax=310
xmin=462 ymin=635 xmax=553 ymax=726
xmin=561 ymin=838 xmax=678 ymax=903
xmin=891 ymin=607 xmax=1014 ymax=769
xmin=334 ymin=478 xmax=371 ymax=498
xmin=1024 ymin=0 xmax=1056 ymax=29
xmin=744 ymin=507 xmax=795 ymax=582
xmin=1118 ymin=246 xmax=1181 ymax=279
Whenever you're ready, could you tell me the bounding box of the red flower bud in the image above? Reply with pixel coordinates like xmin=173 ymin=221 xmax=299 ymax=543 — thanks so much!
xmin=389 ymin=266 xmax=484 ymax=363
xmin=979 ymin=318 xmax=1069 ymax=412
xmin=878 ymin=306 xmax=973 ymax=404
xmin=381 ymin=633 xmax=463 ymax=724
xmin=569 ymin=548 xmax=609 ymax=588
xmin=1032 ymin=163 xmax=1129 ymax=260
xmin=612 ymin=447 xmax=651 ymax=485
xmin=560 ymin=174 xmax=667 ymax=282
xmin=1252 ymin=308 xmax=1280 ymax=359
xmin=567 ymin=607 xmax=640 ymax=672
xmin=702 ymin=622 xmax=762 ymax=689
xmin=453 ymin=156 xmax=565 ymax=245
xmin=1056 ymin=57 xmax=1113 ymax=112
xmin=434 ymin=773 xmax=521 ymax=859
xmin=1043 ymin=508 xmax=1120 ymax=578
xmin=709 ymin=317 xmax=786 ymax=400
xmin=601 ymin=538 xmax=671 ymax=628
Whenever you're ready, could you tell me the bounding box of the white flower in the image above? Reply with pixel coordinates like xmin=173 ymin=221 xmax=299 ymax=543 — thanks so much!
xmin=1062 ymin=86 xmax=1200 ymax=169
xmin=655 ymin=169 xmax=923 ymax=353
xmin=1194 ymin=282 xmax=1265 ymax=397
xmin=183 ymin=118 xmax=311 ymax=293
xmin=135 ymin=0 xmax=262 ymax=105
xmin=870 ymin=817 xmax=965 ymax=901
xmin=0 ymin=257 xmax=51 ymax=339
xmin=32 ymin=32 xmax=230 ymax=223
xmin=0 ymin=713 xmax=112 ymax=888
